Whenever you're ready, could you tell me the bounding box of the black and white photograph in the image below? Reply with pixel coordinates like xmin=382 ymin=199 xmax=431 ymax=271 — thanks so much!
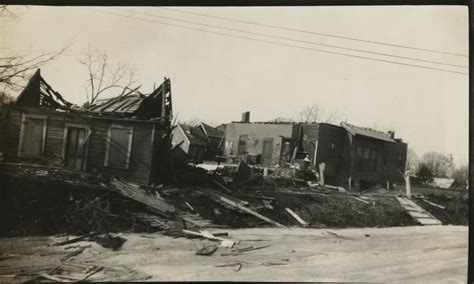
xmin=0 ymin=4 xmax=469 ymax=282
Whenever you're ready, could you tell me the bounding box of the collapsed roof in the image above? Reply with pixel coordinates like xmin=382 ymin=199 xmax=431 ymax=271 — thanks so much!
xmin=86 ymin=78 xmax=173 ymax=122
xmin=341 ymin=122 xmax=396 ymax=142
xmin=14 ymin=69 xmax=73 ymax=109
xmin=200 ymin=123 xmax=224 ymax=139
xmin=179 ymin=123 xmax=209 ymax=147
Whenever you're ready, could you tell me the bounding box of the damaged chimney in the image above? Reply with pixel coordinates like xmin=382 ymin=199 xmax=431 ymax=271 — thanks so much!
xmin=388 ymin=131 xmax=395 ymax=139
xmin=241 ymin=111 xmax=250 ymax=123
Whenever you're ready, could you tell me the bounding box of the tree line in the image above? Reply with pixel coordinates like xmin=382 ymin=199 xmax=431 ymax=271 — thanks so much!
xmin=406 ymin=149 xmax=467 ymax=189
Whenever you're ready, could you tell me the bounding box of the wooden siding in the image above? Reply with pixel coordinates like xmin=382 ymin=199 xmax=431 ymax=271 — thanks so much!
xmin=0 ymin=106 xmax=161 ymax=185
xmin=313 ymin=123 xmax=407 ymax=187
xmin=314 ymin=123 xmax=346 ymax=185
xmin=350 ymin=135 xmax=386 ymax=183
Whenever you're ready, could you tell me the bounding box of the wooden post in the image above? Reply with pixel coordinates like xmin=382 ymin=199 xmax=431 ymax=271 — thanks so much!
xmin=290 ymin=146 xmax=298 ymax=163
xmin=161 ymin=79 xmax=167 ymax=124
xmin=347 ymin=176 xmax=352 ymax=191
xmin=319 ymin=162 xmax=325 ymax=186
xmin=313 ymin=140 xmax=318 ymax=167
xmin=404 ymin=171 xmax=411 ymax=198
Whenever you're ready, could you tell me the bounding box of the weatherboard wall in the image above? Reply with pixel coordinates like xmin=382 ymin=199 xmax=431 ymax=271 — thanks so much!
xmin=0 ymin=106 xmax=160 ymax=185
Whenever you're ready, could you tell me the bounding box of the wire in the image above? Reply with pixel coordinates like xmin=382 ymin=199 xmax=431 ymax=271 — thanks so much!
xmin=161 ymin=7 xmax=469 ymax=58
xmin=88 ymin=9 xmax=468 ymax=76
xmin=117 ymin=8 xmax=467 ymax=69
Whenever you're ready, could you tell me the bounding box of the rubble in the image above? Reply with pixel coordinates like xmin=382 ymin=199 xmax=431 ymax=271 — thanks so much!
xmin=0 ymin=160 xmax=467 ymax=242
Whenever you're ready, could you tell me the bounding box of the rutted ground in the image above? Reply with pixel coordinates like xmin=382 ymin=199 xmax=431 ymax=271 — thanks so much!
xmin=0 ymin=225 xmax=467 ymax=282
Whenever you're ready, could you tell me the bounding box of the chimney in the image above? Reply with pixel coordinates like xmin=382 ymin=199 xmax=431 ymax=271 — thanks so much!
xmin=388 ymin=131 xmax=395 ymax=139
xmin=241 ymin=111 xmax=250 ymax=123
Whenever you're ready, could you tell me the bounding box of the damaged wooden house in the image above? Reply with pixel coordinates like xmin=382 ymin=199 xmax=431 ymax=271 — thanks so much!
xmin=0 ymin=69 xmax=174 ymax=185
xmin=223 ymin=112 xmax=407 ymax=189
xmin=171 ymin=122 xmax=224 ymax=163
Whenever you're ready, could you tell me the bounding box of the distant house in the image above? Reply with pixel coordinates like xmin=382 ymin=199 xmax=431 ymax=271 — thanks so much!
xmin=224 ymin=121 xmax=295 ymax=167
xmin=171 ymin=124 xmax=208 ymax=162
xmin=0 ymin=69 xmax=174 ymax=185
xmin=429 ymin=177 xmax=455 ymax=189
xmin=223 ymin=112 xmax=407 ymax=188
xmin=171 ymin=122 xmax=224 ymax=163
xmin=199 ymin=123 xmax=225 ymax=157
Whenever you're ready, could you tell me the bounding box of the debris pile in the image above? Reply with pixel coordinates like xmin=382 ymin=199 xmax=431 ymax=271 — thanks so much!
xmin=0 ymin=161 xmax=427 ymax=240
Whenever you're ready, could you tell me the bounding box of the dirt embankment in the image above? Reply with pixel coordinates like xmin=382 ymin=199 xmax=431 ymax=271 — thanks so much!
xmin=413 ymin=194 xmax=468 ymax=226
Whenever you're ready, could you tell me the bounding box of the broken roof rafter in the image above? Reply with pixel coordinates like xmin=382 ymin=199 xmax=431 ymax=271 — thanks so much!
xmin=85 ymin=77 xmax=173 ymax=123
xmin=14 ymin=69 xmax=73 ymax=110
xmin=340 ymin=122 xmax=396 ymax=143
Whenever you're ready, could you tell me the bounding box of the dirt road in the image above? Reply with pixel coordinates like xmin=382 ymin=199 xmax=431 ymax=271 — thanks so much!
xmin=0 ymin=225 xmax=467 ymax=282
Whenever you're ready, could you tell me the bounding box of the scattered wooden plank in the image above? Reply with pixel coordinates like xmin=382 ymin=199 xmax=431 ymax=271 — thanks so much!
xmin=61 ymin=247 xmax=86 ymax=261
xmin=233 ymin=264 xmax=242 ymax=271
xmin=324 ymin=184 xmax=346 ymax=192
xmin=422 ymin=199 xmax=446 ymax=210
xmin=110 ymin=178 xmax=175 ymax=213
xmin=215 ymin=262 xmax=241 ymax=267
xmin=52 ymin=233 xmax=97 ymax=246
xmin=185 ymin=202 xmax=194 ymax=211
xmin=236 ymin=194 xmax=276 ymax=201
xmin=416 ymin=218 xmax=443 ymax=225
xmin=213 ymin=232 xmax=229 ymax=237
xmin=238 ymin=244 xmax=272 ymax=253
xmin=182 ymin=230 xmax=235 ymax=248
xmin=351 ymin=196 xmax=371 ymax=204
xmin=212 ymin=179 xmax=233 ymax=194
xmin=263 ymin=262 xmax=288 ymax=266
xmin=82 ymin=267 xmax=104 ymax=281
xmin=196 ymin=244 xmax=218 ymax=256
xmin=217 ymin=195 xmax=286 ymax=228
xmin=38 ymin=274 xmax=70 ymax=282
xmin=219 ymin=239 xmax=236 ymax=249
xmin=285 ymin=208 xmax=308 ymax=227
xmin=263 ymin=199 xmax=274 ymax=210
xmin=220 ymin=252 xmax=241 ymax=256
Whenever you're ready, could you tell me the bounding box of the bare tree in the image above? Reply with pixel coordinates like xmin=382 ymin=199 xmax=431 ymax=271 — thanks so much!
xmin=1 ymin=7 xmax=65 ymax=94
xmin=419 ymin=151 xmax=454 ymax=178
xmin=451 ymin=164 xmax=468 ymax=189
xmin=79 ymin=47 xmax=138 ymax=105
xmin=405 ymin=147 xmax=419 ymax=174
xmin=0 ymin=5 xmax=18 ymax=18
xmin=0 ymin=50 xmax=65 ymax=93
xmin=295 ymin=104 xmax=342 ymax=124
xmin=268 ymin=117 xmax=295 ymax=123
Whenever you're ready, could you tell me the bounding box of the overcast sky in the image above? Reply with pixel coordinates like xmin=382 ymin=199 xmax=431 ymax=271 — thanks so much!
xmin=1 ymin=5 xmax=468 ymax=165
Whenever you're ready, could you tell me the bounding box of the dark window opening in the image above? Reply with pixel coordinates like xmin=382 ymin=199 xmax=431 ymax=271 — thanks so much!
xmin=396 ymin=153 xmax=404 ymax=169
xmin=355 ymin=145 xmax=378 ymax=173
xmin=238 ymin=135 xmax=248 ymax=155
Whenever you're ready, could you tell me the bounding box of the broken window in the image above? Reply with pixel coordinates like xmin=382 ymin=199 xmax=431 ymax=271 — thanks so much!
xmin=18 ymin=114 xmax=47 ymax=158
xmin=355 ymin=145 xmax=378 ymax=173
xmin=238 ymin=135 xmax=248 ymax=155
xmin=105 ymin=125 xmax=134 ymax=169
